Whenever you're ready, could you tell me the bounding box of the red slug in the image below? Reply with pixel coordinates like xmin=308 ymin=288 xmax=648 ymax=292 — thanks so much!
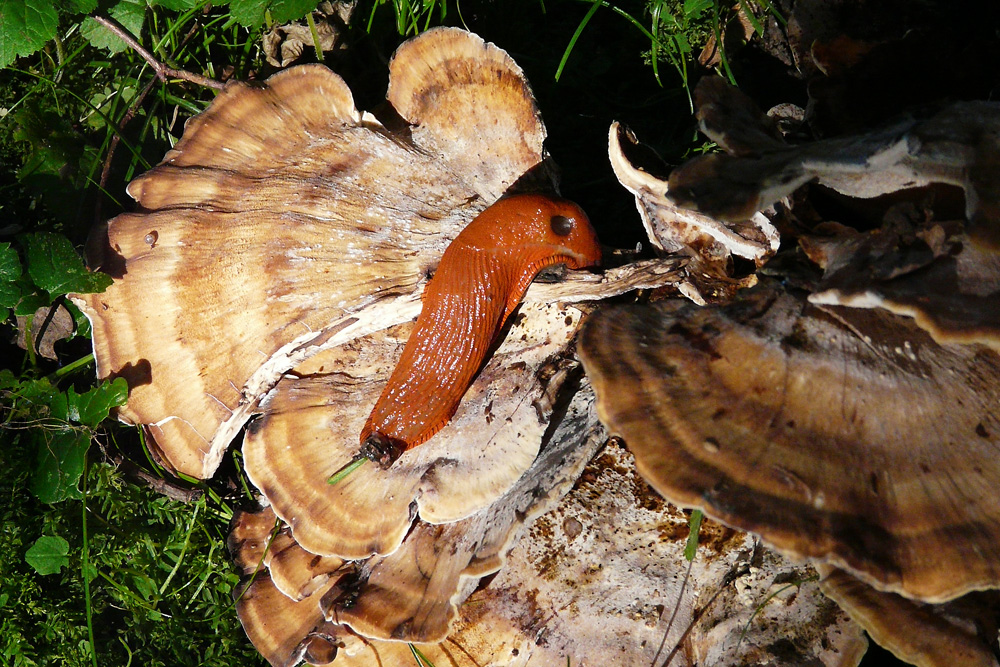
xmin=358 ymin=193 xmax=602 ymax=466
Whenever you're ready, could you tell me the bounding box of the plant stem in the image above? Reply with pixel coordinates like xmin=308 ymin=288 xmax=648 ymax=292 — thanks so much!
xmin=82 ymin=462 xmax=100 ymax=667
xmin=52 ymin=353 xmax=95 ymax=380
xmin=305 ymin=12 xmax=324 ymax=62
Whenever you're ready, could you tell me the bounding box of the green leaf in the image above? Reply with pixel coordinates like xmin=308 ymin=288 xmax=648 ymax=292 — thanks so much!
xmin=25 ymin=535 xmax=70 ymax=575
xmin=67 ymin=378 xmax=128 ymax=429
xmin=0 ymin=242 xmax=21 ymax=281
xmin=228 ymin=0 xmax=268 ymax=27
xmin=67 ymin=0 xmax=98 ymax=11
xmin=13 ymin=285 xmax=49 ymax=316
xmin=0 ymin=280 xmax=21 ymax=310
xmin=81 ymin=0 xmax=148 ymax=53
xmin=0 ymin=242 xmax=22 ymax=309
xmin=23 ymin=232 xmax=112 ymax=297
xmin=63 ymin=299 xmax=93 ymax=340
xmin=151 ymin=0 xmax=200 ymax=9
xmin=26 ymin=378 xmax=125 ymax=503
xmin=269 ymin=0 xmax=316 ymax=23
xmin=30 ymin=426 xmax=89 ymax=503
xmin=229 ymin=0 xmax=315 ymax=27
xmin=0 ymin=0 xmax=59 ymax=69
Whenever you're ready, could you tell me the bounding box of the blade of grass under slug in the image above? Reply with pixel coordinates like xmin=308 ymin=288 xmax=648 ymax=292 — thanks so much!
xmin=328 ymin=456 xmax=368 ymax=485
xmin=409 ymin=643 xmax=436 ymax=666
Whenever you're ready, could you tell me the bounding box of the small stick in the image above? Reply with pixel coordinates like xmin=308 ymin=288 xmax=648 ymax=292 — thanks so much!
xmin=91 ymin=15 xmax=225 ymax=91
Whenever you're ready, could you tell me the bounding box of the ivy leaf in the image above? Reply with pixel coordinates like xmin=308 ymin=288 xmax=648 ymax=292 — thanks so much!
xmin=0 ymin=0 xmax=59 ymax=69
xmin=0 ymin=242 xmax=22 ymax=309
xmin=23 ymin=232 xmax=111 ymax=297
xmin=25 ymin=535 xmax=70 ymax=575
xmin=81 ymin=0 xmax=148 ymax=53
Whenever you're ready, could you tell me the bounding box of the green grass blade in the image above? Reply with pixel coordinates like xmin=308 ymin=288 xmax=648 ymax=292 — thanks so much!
xmin=684 ymin=509 xmax=702 ymax=561
xmin=556 ymin=0 xmax=601 ymax=81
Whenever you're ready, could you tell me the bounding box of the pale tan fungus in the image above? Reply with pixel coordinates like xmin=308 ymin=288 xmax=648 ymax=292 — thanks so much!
xmin=72 ymin=27 xmax=547 ymax=479
xmin=608 ymin=121 xmax=779 ymax=304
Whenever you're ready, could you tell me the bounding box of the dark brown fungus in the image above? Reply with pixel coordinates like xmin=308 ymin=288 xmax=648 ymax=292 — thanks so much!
xmin=667 ymin=77 xmax=1000 ymax=250
xmin=579 ymin=280 xmax=1000 ymax=603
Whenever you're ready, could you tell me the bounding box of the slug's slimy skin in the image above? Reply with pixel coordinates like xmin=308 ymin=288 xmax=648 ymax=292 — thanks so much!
xmin=359 ymin=193 xmax=602 ymax=466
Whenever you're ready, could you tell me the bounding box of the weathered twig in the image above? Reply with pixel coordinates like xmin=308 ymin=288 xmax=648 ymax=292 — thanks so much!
xmin=92 ymin=15 xmax=226 ymax=91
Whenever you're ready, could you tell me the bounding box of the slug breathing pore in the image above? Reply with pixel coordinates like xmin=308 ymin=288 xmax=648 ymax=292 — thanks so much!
xmin=358 ymin=192 xmax=602 ymax=468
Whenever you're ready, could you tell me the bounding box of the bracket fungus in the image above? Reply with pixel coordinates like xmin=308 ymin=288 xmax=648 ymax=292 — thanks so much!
xmin=579 ymin=281 xmax=1000 ymax=603
xmin=231 ymin=382 xmax=608 ymax=664
xmin=806 ymin=223 xmax=1000 ymax=351
xmin=243 ymin=301 xmax=588 ymax=560
xmin=589 ymin=71 xmax=1000 ymax=665
xmin=819 ymin=565 xmax=1000 ymax=667
xmin=69 ymin=16 xmax=886 ymax=665
xmin=667 ymin=76 xmax=1000 ymax=250
xmin=232 ymin=388 xmax=865 ymax=667
xmin=73 ymin=27 xmax=554 ymax=479
xmin=72 ymin=24 xmax=706 ymax=665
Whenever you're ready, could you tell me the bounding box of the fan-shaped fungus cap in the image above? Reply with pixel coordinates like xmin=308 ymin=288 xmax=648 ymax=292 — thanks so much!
xmin=235 ymin=572 xmax=364 ymax=667
xmin=579 ymin=280 xmax=1000 ymax=603
xmin=243 ymin=302 xmax=585 ymax=560
xmin=72 ymin=27 xmax=547 ymax=479
xmin=819 ymin=565 xmax=1000 ymax=667
xmin=387 ymin=26 xmax=546 ymax=202
xmin=666 ymin=78 xmax=1000 ymax=250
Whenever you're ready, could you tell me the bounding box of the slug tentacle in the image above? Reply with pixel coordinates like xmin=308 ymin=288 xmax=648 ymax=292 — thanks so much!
xmin=360 ymin=193 xmax=601 ymax=467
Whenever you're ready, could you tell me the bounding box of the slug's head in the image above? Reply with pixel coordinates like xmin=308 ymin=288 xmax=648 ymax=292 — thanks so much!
xmin=475 ymin=193 xmax=602 ymax=270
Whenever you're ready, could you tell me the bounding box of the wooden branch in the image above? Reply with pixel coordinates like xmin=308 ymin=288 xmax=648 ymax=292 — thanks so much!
xmin=92 ymin=15 xmax=226 ymax=91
